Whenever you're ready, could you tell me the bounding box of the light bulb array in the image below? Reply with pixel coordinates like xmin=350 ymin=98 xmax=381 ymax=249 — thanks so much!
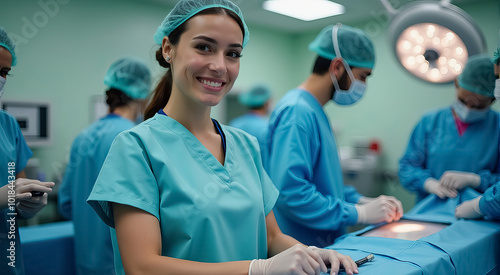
xmin=396 ymin=23 xmax=468 ymax=83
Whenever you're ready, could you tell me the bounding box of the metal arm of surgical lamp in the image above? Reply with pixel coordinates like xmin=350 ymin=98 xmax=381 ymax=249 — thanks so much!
xmin=381 ymin=0 xmax=486 ymax=83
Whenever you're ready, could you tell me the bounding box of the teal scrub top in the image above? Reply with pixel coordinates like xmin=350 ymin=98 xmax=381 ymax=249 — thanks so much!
xmin=262 ymin=89 xmax=360 ymax=247
xmin=58 ymin=114 xmax=135 ymax=275
xmin=88 ymin=114 xmax=278 ymax=274
xmin=0 ymin=110 xmax=32 ymax=275
xmin=229 ymin=113 xmax=268 ymax=145
xmin=399 ymin=107 xmax=500 ymax=202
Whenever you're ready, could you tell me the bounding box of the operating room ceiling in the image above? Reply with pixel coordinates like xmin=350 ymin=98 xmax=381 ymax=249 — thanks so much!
xmin=143 ymin=0 xmax=487 ymax=33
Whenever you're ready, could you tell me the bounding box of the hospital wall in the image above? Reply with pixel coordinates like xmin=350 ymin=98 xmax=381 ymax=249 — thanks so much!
xmin=1 ymin=0 xmax=499 ymax=215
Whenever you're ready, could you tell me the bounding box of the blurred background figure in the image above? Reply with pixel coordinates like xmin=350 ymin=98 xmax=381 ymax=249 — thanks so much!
xmin=57 ymin=57 xmax=151 ymax=275
xmin=455 ymin=47 xmax=500 ymax=220
xmin=399 ymin=54 xmax=499 ymax=203
xmin=229 ymin=84 xmax=271 ymax=144
xmin=0 ymin=27 xmax=54 ymax=275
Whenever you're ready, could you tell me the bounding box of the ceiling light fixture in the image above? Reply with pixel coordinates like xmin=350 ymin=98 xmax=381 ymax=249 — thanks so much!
xmin=263 ymin=0 xmax=345 ymax=22
xmin=381 ymin=0 xmax=486 ymax=83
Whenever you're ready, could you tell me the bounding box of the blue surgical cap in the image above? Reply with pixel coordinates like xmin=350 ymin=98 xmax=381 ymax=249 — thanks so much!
xmin=153 ymin=0 xmax=249 ymax=48
xmin=309 ymin=24 xmax=375 ymax=69
xmin=239 ymin=85 xmax=271 ymax=108
xmin=0 ymin=28 xmax=17 ymax=66
xmin=103 ymin=57 xmax=152 ymax=100
xmin=493 ymin=47 xmax=500 ymax=66
xmin=457 ymin=54 xmax=495 ymax=98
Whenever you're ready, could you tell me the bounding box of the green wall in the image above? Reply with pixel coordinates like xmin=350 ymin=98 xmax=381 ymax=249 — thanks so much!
xmin=2 ymin=0 xmax=499 ymax=211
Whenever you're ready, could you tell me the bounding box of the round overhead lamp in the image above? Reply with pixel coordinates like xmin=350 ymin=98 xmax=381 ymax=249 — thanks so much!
xmin=381 ymin=0 xmax=487 ymax=83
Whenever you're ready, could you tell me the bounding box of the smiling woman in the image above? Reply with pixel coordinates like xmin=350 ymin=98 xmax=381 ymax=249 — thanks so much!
xmin=86 ymin=1 xmax=358 ymax=275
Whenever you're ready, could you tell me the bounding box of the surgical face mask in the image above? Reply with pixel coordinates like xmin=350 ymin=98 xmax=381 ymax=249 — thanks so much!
xmin=0 ymin=77 xmax=5 ymax=100
xmin=495 ymin=79 xmax=500 ymax=100
xmin=452 ymin=100 xmax=490 ymax=123
xmin=330 ymin=24 xmax=366 ymax=106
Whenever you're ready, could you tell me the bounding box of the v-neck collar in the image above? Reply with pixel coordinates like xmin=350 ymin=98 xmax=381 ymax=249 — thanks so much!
xmin=153 ymin=113 xmax=234 ymax=185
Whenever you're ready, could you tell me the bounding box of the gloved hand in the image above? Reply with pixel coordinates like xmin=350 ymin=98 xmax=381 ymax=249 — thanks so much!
xmin=455 ymin=196 xmax=483 ymax=219
xmin=357 ymin=196 xmax=375 ymax=204
xmin=15 ymin=178 xmax=54 ymax=219
xmin=423 ymin=178 xmax=457 ymax=199
xmin=249 ymin=244 xmax=326 ymax=275
xmin=355 ymin=195 xmax=403 ymax=224
xmin=307 ymin=246 xmax=358 ymax=275
xmin=440 ymin=171 xmax=480 ymax=191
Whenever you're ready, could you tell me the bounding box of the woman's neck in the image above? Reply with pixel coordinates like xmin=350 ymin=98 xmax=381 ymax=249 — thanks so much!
xmin=163 ymin=92 xmax=213 ymax=134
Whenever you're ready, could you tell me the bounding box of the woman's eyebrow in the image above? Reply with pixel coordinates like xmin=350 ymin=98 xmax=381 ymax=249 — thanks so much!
xmin=193 ymin=35 xmax=242 ymax=49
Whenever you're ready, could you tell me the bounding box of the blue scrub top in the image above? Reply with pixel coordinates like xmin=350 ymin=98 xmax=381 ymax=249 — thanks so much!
xmin=87 ymin=114 xmax=278 ymax=274
xmin=58 ymin=114 xmax=135 ymax=275
xmin=229 ymin=113 xmax=268 ymax=145
xmin=399 ymin=107 xmax=500 ymax=202
xmin=262 ymin=89 xmax=360 ymax=247
xmin=0 ymin=110 xmax=32 ymax=275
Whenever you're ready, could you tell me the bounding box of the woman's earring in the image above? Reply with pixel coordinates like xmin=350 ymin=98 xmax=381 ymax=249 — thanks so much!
xmin=166 ymin=56 xmax=171 ymax=62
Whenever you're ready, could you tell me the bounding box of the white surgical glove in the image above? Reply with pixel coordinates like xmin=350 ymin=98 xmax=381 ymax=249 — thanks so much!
xmin=423 ymin=178 xmax=457 ymax=199
xmin=440 ymin=171 xmax=480 ymax=191
xmin=14 ymin=178 xmax=54 ymax=219
xmin=455 ymin=196 xmax=483 ymax=219
xmin=307 ymin=246 xmax=357 ymax=275
xmin=355 ymin=195 xmax=403 ymax=224
xmin=249 ymin=244 xmax=326 ymax=275
xmin=357 ymin=196 xmax=375 ymax=204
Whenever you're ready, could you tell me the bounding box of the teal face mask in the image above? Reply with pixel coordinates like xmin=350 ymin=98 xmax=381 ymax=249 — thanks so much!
xmin=452 ymin=100 xmax=489 ymax=123
xmin=330 ymin=24 xmax=366 ymax=106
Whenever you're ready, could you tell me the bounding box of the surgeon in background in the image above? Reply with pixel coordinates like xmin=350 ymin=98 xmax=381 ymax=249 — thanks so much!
xmin=399 ymin=54 xmax=499 ymax=203
xmin=229 ymin=84 xmax=271 ymax=143
xmin=0 ymin=27 xmax=54 ymax=275
xmin=262 ymin=23 xmax=403 ymax=247
xmin=455 ymin=48 xmax=500 ymax=220
xmin=58 ymin=57 xmax=151 ymax=275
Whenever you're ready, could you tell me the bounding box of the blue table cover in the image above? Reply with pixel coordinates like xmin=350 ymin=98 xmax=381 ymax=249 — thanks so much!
xmin=19 ymin=221 xmax=75 ymax=275
xmin=326 ymin=188 xmax=500 ymax=274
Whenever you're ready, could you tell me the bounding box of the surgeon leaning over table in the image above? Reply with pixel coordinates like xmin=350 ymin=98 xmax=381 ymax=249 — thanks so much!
xmin=262 ymin=23 xmax=403 ymax=248
xmin=455 ymin=48 xmax=500 ymax=220
xmin=399 ymin=54 xmax=499 ymax=203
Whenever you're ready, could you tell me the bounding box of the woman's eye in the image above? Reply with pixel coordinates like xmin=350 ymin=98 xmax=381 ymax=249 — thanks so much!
xmin=227 ymin=51 xmax=242 ymax=58
xmin=195 ymin=44 xmax=211 ymax=52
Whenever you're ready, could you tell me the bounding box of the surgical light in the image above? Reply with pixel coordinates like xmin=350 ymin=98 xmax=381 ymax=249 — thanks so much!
xmin=381 ymin=0 xmax=486 ymax=83
xmin=263 ymin=0 xmax=345 ymax=21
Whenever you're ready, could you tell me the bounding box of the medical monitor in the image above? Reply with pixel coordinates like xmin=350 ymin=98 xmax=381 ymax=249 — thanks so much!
xmin=1 ymin=101 xmax=51 ymax=147
xmin=358 ymin=220 xmax=449 ymax=241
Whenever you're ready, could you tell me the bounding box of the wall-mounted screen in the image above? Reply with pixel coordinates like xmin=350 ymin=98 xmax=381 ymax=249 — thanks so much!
xmin=1 ymin=101 xmax=51 ymax=147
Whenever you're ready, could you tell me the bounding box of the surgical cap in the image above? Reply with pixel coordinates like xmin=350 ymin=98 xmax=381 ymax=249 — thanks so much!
xmin=457 ymin=54 xmax=496 ymax=98
xmin=238 ymin=85 xmax=271 ymax=108
xmin=153 ymin=0 xmax=249 ymax=48
xmin=103 ymin=57 xmax=152 ymax=100
xmin=309 ymin=24 xmax=375 ymax=69
xmin=0 ymin=28 xmax=17 ymax=66
xmin=493 ymin=47 xmax=500 ymax=66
